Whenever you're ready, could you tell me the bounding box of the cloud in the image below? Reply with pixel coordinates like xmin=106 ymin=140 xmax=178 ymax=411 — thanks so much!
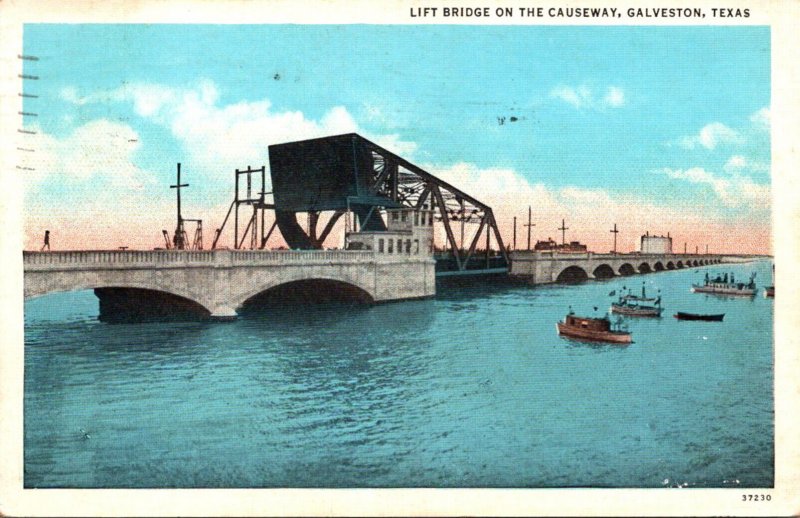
xmin=22 ymin=119 xmax=156 ymax=191
xmin=661 ymin=167 xmax=769 ymax=209
xmin=550 ymin=85 xmax=592 ymax=109
xmin=749 ymin=107 xmax=770 ymax=131
xmin=550 ymin=84 xmax=626 ymax=110
xmin=558 ymin=186 xmax=615 ymax=204
xmin=360 ymin=101 xmax=407 ymax=130
xmin=679 ymin=122 xmax=743 ymax=150
xmin=602 ymin=86 xmax=626 ymax=108
xmin=724 ymin=154 xmax=770 ymax=174
xmin=59 ymin=86 xmax=82 ymax=104
xmin=429 ymin=162 xmax=553 ymax=200
xmin=60 ymin=83 xmax=174 ymax=116
xmin=62 ymin=81 xmax=417 ymax=181
xmin=675 ymin=107 xmax=770 ymax=151
xmin=724 ymin=155 xmax=747 ymax=171
xmin=421 ymin=161 xmax=769 ymax=254
xmin=46 ymin=83 xmax=770 ymax=254
xmin=371 ymin=133 xmax=418 ymax=157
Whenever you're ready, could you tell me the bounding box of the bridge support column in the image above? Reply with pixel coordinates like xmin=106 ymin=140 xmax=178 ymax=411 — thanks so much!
xmin=210 ymin=306 xmax=237 ymax=321
xmin=208 ymin=251 xmax=237 ymax=320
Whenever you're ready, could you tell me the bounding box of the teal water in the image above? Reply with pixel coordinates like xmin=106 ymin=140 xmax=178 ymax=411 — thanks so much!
xmin=24 ymin=260 xmax=773 ymax=488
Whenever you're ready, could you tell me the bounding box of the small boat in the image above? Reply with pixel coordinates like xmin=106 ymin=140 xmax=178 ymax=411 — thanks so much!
xmin=692 ymin=271 xmax=756 ymax=297
xmin=764 ymin=263 xmax=775 ymax=298
xmin=673 ymin=312 xmax=725 ymax=321
xmin=556 ymin=311 xmax=632 ymax=344
xmin=611 ymin=284 xmax=663 ymax=317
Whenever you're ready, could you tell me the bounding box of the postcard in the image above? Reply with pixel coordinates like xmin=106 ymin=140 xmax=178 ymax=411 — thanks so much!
xmin=1 ymin=0 xmax=798 ymax=516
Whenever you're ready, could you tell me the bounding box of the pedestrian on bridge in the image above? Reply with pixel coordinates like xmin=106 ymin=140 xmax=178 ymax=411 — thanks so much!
xmin=41 ymin=230 xmax=50 ymax=252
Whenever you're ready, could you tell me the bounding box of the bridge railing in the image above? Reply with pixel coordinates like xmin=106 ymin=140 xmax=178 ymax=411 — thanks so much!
xmin=230 ymin=249 xmax=376 ymax=265
xmin=23 ymin=250 xmax=216 ymax=267
xmin=511 ymin=250 xmax=719 ymax=260
xmin=22 ymin=248 xmax=413 ymax=270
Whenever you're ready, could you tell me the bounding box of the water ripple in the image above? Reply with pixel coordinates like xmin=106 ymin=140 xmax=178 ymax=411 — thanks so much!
xmin=24 ymin=262 xmax=774 ymax=487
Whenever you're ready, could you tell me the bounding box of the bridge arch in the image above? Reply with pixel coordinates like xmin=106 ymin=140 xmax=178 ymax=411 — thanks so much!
xmin=556 ymin=265 xmax=589 ymax=284
xmin=653 ymin=262 xmax=665 ymax=271
xmin=592 ymin=264 xmax=616 ymax=280
xmin=25 ymin=279 xmax=211 ymax=311
xmin=638 ymin=262 xmax=652 ymax=273
xmin=676 ymin=261 xmax=684 ymax=268
xmin=666 ymin=261 xmax=675 ymax=270
xmin=618 ymin=263 xmax=636 ymax=276
xmin=94 ymin=287 xmax=212 ymax=322
xmin=235 ymin=277 xmax=376 ymax=311
xmin=25 ymin=283 xmax=214 ymax=322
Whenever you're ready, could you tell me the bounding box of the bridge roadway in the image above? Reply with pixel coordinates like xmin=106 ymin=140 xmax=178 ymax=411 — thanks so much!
xmin=509 ymin=250 xmax=725 ymax=284
xmin=23 ymin=249 xmax=436 ymax=320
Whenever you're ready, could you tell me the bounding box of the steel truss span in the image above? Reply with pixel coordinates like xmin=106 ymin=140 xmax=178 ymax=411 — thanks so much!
xmin=267 ymin=133 xmax=508 ymax=271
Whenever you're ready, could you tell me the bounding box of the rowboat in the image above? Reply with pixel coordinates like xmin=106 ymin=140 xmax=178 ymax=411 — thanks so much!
xmin=673 ymin=312 xmax=724 ymax=321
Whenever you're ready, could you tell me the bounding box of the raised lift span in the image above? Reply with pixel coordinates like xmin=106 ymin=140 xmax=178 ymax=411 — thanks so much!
xmin=267 ymin=133 xmax=508 ymax=276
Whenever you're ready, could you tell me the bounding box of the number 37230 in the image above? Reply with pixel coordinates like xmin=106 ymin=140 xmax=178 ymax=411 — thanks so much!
xmin=742 ymin=494 xmax=771 ymax=501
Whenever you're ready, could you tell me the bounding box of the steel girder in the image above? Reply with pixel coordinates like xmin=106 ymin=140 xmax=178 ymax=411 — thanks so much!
xmin=268 ymin=134 xmax=508 ymax=269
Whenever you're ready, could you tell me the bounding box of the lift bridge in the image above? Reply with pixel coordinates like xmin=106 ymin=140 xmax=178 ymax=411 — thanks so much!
xmin=22 ymin=133 xmax=734 ymax=320
xmin=212 ymin=133 xmax=509 ymax=277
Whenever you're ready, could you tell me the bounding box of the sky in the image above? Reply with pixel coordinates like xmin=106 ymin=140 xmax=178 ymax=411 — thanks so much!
xmin=19 ymin=24 xmax=771 ymax=253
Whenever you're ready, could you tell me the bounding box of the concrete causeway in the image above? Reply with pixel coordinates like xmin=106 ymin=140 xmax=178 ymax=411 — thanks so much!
xmin=23 ymin=248 xmax=436 ymax=320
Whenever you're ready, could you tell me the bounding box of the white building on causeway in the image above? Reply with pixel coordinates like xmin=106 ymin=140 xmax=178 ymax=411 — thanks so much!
xmin=640 ymin=232 xmax=673 ymax=254
xmin=345 ymin=208 xmax=434 ymax=256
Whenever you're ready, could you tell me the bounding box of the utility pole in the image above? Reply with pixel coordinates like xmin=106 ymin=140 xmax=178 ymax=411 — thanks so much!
xmin=513 ymin=216 xmax=517 ymax=251
xmin=524 ymin=206 xmax=535 ymax=251
xmin=170 ymin=163 xmax=189 ymax=250
xmin=610 ymin=223 xmax=619 ymax=254
xmin=558 ymin=218 xmax=569 ymax=246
